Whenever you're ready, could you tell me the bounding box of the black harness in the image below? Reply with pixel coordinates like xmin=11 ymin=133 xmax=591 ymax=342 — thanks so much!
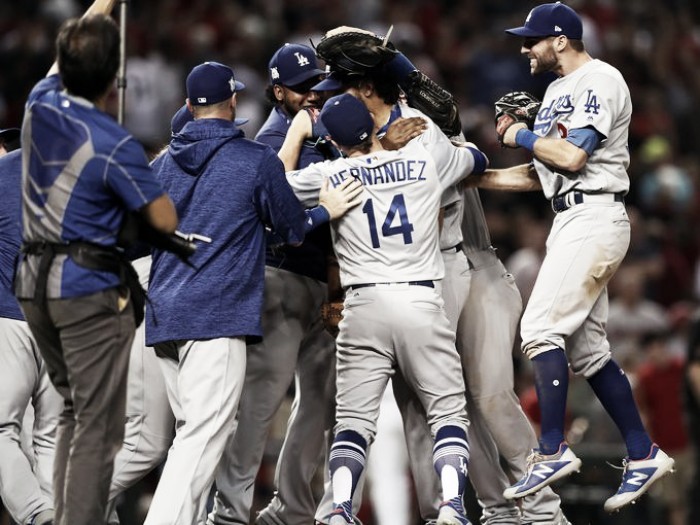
xmin=21 ymin=241 xmax=146 ymax=326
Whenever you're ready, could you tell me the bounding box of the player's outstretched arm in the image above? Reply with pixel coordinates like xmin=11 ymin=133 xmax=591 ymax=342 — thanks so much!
xmin=46 ymin=0 xmax=119 ymax=77
xmin=465 ymin=163 xmax=541 ymax=192
xmin=278 ymin=109 xmax=315 ymax=171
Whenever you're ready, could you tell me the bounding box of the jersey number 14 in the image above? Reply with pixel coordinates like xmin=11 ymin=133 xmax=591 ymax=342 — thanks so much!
xmin=362 ymin=194 xmax=414 ymax=249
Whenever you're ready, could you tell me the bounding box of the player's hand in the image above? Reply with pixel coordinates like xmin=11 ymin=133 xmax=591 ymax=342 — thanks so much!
xmin=495 ymin=114 xmax=527 ymax=148
xmin=319 ymin=177 xmax=363 ymax=220
xmin=381 ymin=117 xmax=427 ymax=150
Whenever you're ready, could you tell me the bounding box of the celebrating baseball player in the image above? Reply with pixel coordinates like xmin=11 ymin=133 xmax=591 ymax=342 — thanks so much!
xmin=472 ymin=1 xmax=675 ymax=512
xmin=282 ymin=91 xmax=489 ymax=525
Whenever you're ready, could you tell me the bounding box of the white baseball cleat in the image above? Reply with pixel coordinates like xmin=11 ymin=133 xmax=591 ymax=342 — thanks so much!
xmin=503 ymin=443 xmax=582 ymax=500
xmin=603 ymin=444 xmax=675 ymax=513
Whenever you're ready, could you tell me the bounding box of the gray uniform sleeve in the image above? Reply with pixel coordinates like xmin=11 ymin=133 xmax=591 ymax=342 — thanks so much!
xmin=285 ymin=162 xmax=328 ymax=208
xmin=419 ymin=123 xmax=477 ymax=191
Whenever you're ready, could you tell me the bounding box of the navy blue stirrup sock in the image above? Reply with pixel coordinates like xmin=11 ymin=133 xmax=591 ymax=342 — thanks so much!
xmin=329 ymin=430 xmax=367 ymax=497
xmin=587 ymin=359 xmax=653 ymax=459
xmin=532 ymin=349 xmax=569 ymax=455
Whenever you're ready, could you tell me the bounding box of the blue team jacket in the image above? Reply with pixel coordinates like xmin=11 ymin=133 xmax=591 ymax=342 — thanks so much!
xmin=145 ymin=117 xmax=307 ymax=345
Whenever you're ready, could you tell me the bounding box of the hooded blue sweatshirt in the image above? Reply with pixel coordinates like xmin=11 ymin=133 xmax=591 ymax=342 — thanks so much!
xmin=146 ymin=118 xmax=307 ymax=345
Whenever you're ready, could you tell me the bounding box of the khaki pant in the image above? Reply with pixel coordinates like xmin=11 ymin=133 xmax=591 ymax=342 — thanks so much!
xmin=20 ymin=287 xmax=135 ymax=525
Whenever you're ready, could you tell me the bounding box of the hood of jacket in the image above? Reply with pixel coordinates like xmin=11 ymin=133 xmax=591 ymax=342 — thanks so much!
xmin=168 ymin=118 xmax=244 ymax=176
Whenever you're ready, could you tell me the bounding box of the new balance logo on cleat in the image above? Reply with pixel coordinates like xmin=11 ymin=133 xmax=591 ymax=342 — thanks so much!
xmin=532 ymin=463 xmax=555 ymax=479
xmin=503 ymin=443 xmax=582 ymax=499
xmin=626 ymin=472 xmax=649 ymax=486
xmin=604 ymin=445 xmax=675 ymax=513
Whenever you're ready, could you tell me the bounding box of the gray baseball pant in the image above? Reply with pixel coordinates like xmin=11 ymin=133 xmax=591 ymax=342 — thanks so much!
xmin=105 ymin=318 xmax=174 ymax=524
xmin=397 ymin=248 xmax=566 ymax=524
xmin=209 ymin=266 xmax=335 ymax=525
xmin=145 ymin=337 xmax=246 ymax=525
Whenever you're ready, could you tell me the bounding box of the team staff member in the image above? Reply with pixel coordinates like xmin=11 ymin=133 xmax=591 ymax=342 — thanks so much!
xmin=210 ymin=43 xmax=339 ymax=525
xmin=484 ymin=2 xmax=674 ymax=511
xmin=106 ymin=95 xmax=251 ymax=525
xmin=0 ymin=134 xmax=61 ymax=525
xmin=144 ymin=61 xmax=359 ymax=525
xmin=14 ymin=1 xmax=178 ymax=525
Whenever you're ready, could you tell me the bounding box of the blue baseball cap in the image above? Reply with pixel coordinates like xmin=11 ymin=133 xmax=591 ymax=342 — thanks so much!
xmin=320 ymin=93 xmax=374 ymax=147
xmin=170 ymin=105 xmax=248 ymax=134
xmin=312 ymin=71 xmax=346 ymax=92
xmin=506 ymin=2 xmax=583 ymax=40
xmin=269 ymin=43 xmax=325 ymax=87
xmin=186 ymin=62 xmax=245 ymax=106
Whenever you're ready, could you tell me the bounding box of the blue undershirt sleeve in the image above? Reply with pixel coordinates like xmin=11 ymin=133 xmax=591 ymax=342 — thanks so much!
xmin=566 ymin=127 xmax=603 ymax=156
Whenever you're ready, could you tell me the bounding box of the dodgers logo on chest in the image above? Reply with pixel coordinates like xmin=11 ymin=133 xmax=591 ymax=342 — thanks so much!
xmin=534 ymin=94 xmax=574 ymax=138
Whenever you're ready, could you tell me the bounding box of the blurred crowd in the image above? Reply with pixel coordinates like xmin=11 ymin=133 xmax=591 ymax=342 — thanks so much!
xmin=1 ymin=1 xmax=700 ymax=524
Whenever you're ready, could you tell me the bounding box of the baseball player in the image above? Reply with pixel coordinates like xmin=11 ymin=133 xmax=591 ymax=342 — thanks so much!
xmin=384 ymin=62 xmax=571 ymax=524
xmin=0 ymin=134 xmax=61 ymax=525
xmin=482 ymin=1 xmax=675 ymax=512
xmin=208 ymin=43 xmax=341 ymax=525
xmin=283 ymin=92 xmax=489 ymax=525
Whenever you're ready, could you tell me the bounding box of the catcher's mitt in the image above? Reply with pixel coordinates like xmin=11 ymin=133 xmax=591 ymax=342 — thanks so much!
xmin=314 ymin=26 xmax=397 ymax=75
xmin=494 ymin=91 xmax=541 ymax=147
xmin=320 ymin=300 xmax=344 ymax=338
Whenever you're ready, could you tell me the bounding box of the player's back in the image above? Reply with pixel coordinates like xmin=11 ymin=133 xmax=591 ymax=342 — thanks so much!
xmin=329 ymin=141 xmax=446 ymax=287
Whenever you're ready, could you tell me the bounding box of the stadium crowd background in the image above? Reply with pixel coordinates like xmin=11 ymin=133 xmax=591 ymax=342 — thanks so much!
xmin=1 ymin=1 xmax=699 ymax=524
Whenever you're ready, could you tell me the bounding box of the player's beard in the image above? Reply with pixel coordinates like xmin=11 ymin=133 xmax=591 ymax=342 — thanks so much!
xmin=529 ymin=46 xmax=558 ymax=75
xmin=282 ymin=99 xmax=319 ymax=118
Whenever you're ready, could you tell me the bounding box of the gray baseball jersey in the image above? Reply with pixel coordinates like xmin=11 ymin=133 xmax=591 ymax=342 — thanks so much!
xmin=532 ymin=59 xmax=630 ymax=199
xmin=289 ymin=136 xmax=479 ymax=287
xmin=522 ymin=58 xmax=631 ymax=371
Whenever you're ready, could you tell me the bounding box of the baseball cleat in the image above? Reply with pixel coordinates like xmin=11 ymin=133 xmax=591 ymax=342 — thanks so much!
xmin=436 ymin=496 xmax=471 ymax=525
xmin=327 ymin=500 xmax=354 ymax=525
xmin=603 ymin=444 xmax=675 ymax=513
xmin=503 ymin=443 xmax=582 ymax=500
